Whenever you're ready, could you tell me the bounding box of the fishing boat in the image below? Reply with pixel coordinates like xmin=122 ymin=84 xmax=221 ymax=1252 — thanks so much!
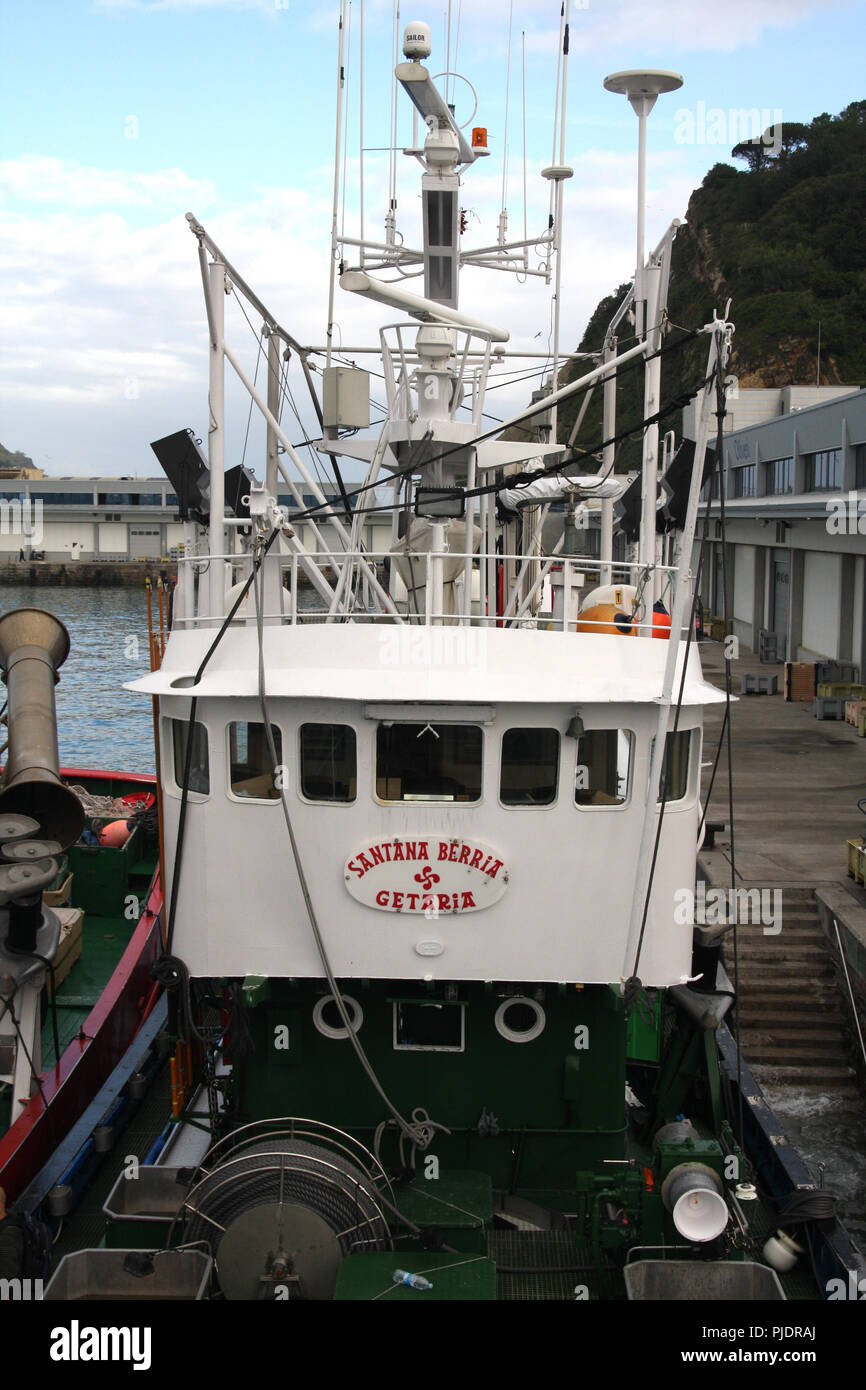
xmin=0 ymin=608 xmax=164 ymax=1205
xmin=14 ymin=11 xmax=865 ymax=1306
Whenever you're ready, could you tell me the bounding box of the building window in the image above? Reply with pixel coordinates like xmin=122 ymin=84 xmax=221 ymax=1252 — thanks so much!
xmin=732 ymin=465 xmax=756 ymax=498
xmin=376 ymin=723 xmax=482 ymax=802
xmin=658 ymin=730 xmax=693 ymax=803
xmin=855 ymin=443 xmax=866 ymax=490
xmin=805 ymin=448 xmax=842 ymax=491
xmin=171 ymin=718 xmax=209 ymax=795
xmin=500 ymin=728 xmax=559 ymax=806
xmin=766 ymin=457 xmax=794 ymax=495
xmin=228 ymin=721 xmax=282 ymax=799
xmin=574 ymin=729 xmax=633 ymax=806
xmin=299 ymin=723 xmax=356 ymax=802
xmin=26 ymin=491 xmax=93 ymax=505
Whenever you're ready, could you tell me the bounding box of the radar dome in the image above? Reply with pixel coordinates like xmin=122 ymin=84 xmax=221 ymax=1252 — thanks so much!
xmin=403 ymin=21 xmax=432 ymax=59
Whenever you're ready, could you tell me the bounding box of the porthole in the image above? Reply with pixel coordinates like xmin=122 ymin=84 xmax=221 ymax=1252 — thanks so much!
xmin=494 ymin=996 xmax=546 ymax=1043
xmin=312 ymin=993 xmax=363 ymax=1040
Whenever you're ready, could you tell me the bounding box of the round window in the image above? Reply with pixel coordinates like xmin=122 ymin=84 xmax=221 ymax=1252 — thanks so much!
xmin=494 ymin=996 xmax=546 ymax=1043
xmin=312 ymin=993 xmax=363 ymax=1040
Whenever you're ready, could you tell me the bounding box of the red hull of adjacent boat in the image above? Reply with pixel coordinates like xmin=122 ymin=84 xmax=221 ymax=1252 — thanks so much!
xmin=0 ymin=769 xmax=163 ymax=1203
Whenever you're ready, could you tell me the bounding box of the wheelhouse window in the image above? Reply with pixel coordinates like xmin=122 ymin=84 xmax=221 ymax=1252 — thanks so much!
xmin=376 ymin=723 xmax=482 ymax=802
xmin=228 ymin=721 xmax=282 ymax=800
xmin=171 ymin=718 xmax=209 ymax=795
xmin=574 ymin=729 xmax=632 ymax=807
xmin=500 ymin=728 xmax=559 ymax=805
xmin=658 ymin=730 xmax=693 ymax=803
xmin=300 ymin=723 xmax=356 ymax=802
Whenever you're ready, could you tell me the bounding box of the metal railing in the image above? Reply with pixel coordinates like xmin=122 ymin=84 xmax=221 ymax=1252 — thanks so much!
xmin=170 ymin=545 xmax=691 ymax=638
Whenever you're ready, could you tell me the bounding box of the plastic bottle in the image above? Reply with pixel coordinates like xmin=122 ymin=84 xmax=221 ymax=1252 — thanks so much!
xmin=392 ymin=1268 xmax=433 ymax=1291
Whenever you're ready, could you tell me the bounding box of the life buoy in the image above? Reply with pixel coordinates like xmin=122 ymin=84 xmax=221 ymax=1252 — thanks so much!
xmin=576 ymin=583 xmax=638 ymax=636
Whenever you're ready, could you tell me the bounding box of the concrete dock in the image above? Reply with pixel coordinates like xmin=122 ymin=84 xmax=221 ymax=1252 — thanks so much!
xmin=696 ymin=638 xmax=866 ymax=1245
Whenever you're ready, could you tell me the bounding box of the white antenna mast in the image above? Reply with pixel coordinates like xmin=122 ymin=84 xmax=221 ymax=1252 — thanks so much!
xmin=543 ymin=0 xmax=574 ymax=442
xmin=498 ymin=0 xmax=514 ymax=248
xmin=359 ymin=0 xmax=365 ymax=267
xmin=326 ymin=0 xmax=349 ymax=375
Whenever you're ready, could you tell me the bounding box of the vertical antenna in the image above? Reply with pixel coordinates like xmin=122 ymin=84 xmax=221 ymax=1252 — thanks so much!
xmin=340 ymin=1 xmax=353 ymax=245
xmin=816 ymin=320 xmax=821 ymax=386
xmin=547 ymin=3 xmax=565 ymax=276
xmin=498 ymin=0 xmax=514 ymax=246
xmin=549 ymin=0 xmax=571 ymax=440
xmin=386 ymin=0 xmax=400 ymax=249
xmin=558 ymin=0 xmax=570 ymax=166
xmin=359 ymin=0 xmax=365 ymax=267
xmin=522 ymin=30 xmax=527 ymax=246
xmin=326 ymin=0 xmax=348 ymax=374
xmin=446 ymin=0 xmax=452 ymax=104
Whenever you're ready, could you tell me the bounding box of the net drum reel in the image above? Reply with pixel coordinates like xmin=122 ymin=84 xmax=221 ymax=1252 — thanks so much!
xmin=180 ymin=1119 xmax=393 ymax=1299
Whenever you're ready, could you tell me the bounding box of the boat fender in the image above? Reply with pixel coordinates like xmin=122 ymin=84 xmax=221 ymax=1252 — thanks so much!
xmin=98 ymin=819 xmax=134 ymax=848
xmin=651 ymin=600 xmax=672 ymax=640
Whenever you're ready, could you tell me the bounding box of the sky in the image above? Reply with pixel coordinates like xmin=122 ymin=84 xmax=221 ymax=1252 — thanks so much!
xmin=1 ymin=0 xmax=864 ymax=480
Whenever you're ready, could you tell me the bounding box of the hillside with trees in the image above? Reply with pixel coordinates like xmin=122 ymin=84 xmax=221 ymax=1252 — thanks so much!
xmin=559 ymin=99 xmax=866 ymax=471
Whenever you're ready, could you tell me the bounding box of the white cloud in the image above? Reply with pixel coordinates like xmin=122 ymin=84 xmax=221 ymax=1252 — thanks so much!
xmin=0 ymin=155 xmax=216 ymax=212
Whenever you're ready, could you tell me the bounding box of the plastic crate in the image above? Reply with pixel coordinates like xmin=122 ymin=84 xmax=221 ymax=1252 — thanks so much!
xmin=67 ymin=822 xmax=139 ymax=917
xmin=740 ymin=673 xmax=778 ymax=695
xmin=814 ymin=697 xmax=846 ymax=720
xmin=816 ymin=661 xmax=859 ymax=684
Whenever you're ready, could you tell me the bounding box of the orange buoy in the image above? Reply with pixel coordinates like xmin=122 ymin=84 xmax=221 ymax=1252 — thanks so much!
xmin=652 ymin=601 xmax=672 ymax=640
xmin=576 ymin=603 xmax=636 ymax=636
xmin=98 ymin=819 xmax=133 ymax=848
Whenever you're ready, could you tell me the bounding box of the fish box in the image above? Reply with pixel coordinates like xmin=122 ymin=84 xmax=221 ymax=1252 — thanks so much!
xmin=44 ymin=868 xmax=73 ymax=908
xmin=102 ymin=1166 xmax=190 ymax=1249
xmin=624 ymin=1260 xmax=785 ymax=1300
xmin=47 ymin=907 xmax=84 ymax=995
xmin=784 ymin=662 xmax=816 ymax=701
xmin=67 ymin=822 xmax=139 ymax=917
xmin=43 ymin=1248 xmax=212 ymax=1300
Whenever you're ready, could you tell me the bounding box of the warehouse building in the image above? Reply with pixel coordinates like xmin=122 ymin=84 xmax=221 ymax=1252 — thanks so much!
xmin=0 ymin=475 xmax=391 ymax=564
xmin=693 ymin=386 xmax=866 ymax=667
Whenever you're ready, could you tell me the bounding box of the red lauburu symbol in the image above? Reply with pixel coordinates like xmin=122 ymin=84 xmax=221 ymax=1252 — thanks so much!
xmin=414 ymin=867 xmax=440 ymax=892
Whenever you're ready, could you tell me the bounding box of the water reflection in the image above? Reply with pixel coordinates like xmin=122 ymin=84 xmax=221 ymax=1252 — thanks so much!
xmin=0 ymin=585 xmax=155 ymax=773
